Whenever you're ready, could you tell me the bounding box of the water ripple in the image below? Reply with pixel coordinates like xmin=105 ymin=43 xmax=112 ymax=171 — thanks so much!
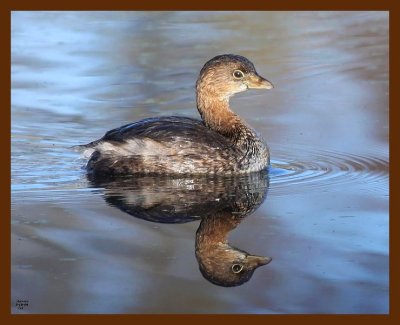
xmin=269 ymin=146 xmax=388 ymax=196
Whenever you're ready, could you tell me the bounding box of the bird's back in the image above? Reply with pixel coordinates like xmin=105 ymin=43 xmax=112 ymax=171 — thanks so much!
xmin=80 ymin=116 xmax=242 ymax=175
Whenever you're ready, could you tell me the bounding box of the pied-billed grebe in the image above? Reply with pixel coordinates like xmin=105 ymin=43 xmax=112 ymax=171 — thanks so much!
xmin=79 ymin=54 xmax=273 ymax=175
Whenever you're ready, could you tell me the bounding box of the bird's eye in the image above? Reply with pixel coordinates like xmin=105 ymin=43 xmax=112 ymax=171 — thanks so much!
xmin=233 ymin=70 xmax=244 ymax=79
xmin=232 ymin=264 xmax=244 ymax=273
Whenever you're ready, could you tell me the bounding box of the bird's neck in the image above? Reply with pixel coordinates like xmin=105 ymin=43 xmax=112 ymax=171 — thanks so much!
xmin=196 ymin=214 xmax=241 ymax=248
xmin=196 ymin=88 xmax=247 ymax=141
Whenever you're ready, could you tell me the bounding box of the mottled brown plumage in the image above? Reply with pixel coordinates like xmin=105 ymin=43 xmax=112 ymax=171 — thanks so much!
xmin=77 ymin=54 xmax=273 ymax=175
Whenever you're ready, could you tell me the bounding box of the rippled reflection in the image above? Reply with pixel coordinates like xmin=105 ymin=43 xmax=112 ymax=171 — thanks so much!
xmin=88 ymin=171 xmax=271 ymax=286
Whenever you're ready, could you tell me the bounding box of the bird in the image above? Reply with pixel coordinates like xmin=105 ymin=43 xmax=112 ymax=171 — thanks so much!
xmin=77 ymin=54 xmax=273 ymax=175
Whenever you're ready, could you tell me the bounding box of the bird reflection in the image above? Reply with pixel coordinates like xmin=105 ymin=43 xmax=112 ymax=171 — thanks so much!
xmin=88 ymin=171 xmax=271 ymax=287
xmin=196 ymin=212 xmax=271 ymax=287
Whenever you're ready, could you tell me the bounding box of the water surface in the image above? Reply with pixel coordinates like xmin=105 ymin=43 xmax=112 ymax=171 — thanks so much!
xmin=11 ymin=11 xmax=388 ymax=314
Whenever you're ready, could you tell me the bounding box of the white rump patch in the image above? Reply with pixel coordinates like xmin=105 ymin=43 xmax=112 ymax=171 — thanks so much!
xmin=95 ymin=138 xmax=175 ymax=157
xmin=81 ymin=147 xmax=96 ymax=159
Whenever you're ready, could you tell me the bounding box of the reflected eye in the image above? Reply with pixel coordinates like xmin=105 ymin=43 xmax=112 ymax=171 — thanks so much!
xmin=233 ymin=70 xmax=244 ymax=79
xmin=232 ymin=264 xmax=244 ymax=273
